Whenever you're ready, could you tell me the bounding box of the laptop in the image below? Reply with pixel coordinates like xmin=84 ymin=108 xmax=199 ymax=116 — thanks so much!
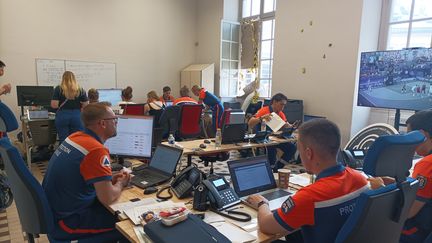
xmin=131 ymin=144 xmax=183 ymax=189
xmin=222 ymin=123 xmax=247 ymax=144
xmin=228 ymin=156 xmax=292 ymax=211
xmin=165 ymin=101 xmax=173 ymax=107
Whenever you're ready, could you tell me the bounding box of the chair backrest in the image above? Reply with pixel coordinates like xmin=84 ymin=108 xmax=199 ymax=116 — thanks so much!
xmin=335 ymin=131 xmax=425 ymax=242
xmin=120 ymin=103 xmax=145 ymax=115
xmin=159 ymin=105 xmax=180 ymax=136
xmin=27 ymin=119 xmax=57 ymax=146
xmin=0 ymin=102 xmax=18 ymax=133
xmin=149 ymin=108 xmax=164 ymax=128
xmin=0 ymin=138 xmax=54 ymax=234
xmin=178 ymin=104 xmax=203 ymax=139
xmin=363 ymin=131 xmax=425 ymax=182
xmin=335 ymin=178 xmax=419 ymax=243
xmin=246 ymin=101 xmax=262 ymax=116
xmin=223 ymin=102 xmax=241 ymax=110
xmin=220 ymin=109 xmax=232 ymax=128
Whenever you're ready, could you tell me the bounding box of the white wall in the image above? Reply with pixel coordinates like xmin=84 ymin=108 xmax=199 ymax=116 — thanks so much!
xmin=0 ymin=0 xmax=197 ymax=120
xmin=350 ymin=0 xmax=382 ymax=137
xmin=272 ymin=0 xmax=364 ymax=145
xmin=196 ymin=0 xmax=224 ymax=95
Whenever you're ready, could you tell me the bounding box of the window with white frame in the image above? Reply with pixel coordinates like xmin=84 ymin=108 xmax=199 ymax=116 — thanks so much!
xmin=220 ymin=21 xmax=240 ymax=97
xmin=380 ymin=0 xmax=432 ymax=50
xmin=238 ymin=0 xmax=277 ymax=98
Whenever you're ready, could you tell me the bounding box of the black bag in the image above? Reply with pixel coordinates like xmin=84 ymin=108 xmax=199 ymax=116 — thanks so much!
xmin=144 ymin=214 xmax=230 ymax=243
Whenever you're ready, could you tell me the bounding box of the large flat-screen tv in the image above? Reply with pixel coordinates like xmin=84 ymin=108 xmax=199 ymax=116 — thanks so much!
xmin=357 ymin=48 xmax=432 ymax=111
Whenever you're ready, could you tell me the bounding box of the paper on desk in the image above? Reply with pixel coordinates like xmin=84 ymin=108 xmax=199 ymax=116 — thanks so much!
xmin=290 ymin=174 xmax=311 ymax=187
xmin=125 ymin=201 xmax=185 ymax=225
xmin=211 ymin=222 xmax=257 ymax=243
xmin=266 ymin=112 xmax=286 ymax=132
xmin=111 ymin=198 xmax=157 ymax=215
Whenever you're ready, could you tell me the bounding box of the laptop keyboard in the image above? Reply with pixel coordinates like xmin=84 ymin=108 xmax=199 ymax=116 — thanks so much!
xmin=261 ymin=190 xmax=291 ymax=201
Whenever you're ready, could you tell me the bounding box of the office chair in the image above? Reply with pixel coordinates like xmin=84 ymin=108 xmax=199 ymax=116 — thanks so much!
xmin=178 ymin=104 xmax=203 ymax=139
xmin=0 ymin=101 xmax=19 ymax=135
xmin=245 ymin=101 xmax=262 ymax=116
xmin=26 ymin=119 xmax=57 ymax=168
xmin=120 ymin=103 xmax=145 ymax=115
xmin=159 ymin=105 xmax=180 ymax=138
xmin=335 ymin=131 xmax=426 ymax=243
xmin=0 ymin=138 xmax=115 ymax=243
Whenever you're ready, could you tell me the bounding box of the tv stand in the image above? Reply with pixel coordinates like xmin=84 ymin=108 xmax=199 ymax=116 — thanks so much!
xmin=118 ymin=157 xmax=132 ymax=168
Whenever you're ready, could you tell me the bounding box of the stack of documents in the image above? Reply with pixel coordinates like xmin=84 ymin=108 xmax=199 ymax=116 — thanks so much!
xmin=266 ymin=112 xmax=286 ymax=132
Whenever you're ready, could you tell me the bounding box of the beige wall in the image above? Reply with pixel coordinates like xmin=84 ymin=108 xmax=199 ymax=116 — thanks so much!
xmin=272 ymin=0 xmax=364 ymax=145
xmin=0 ymin=0 xmax=197 ymax=120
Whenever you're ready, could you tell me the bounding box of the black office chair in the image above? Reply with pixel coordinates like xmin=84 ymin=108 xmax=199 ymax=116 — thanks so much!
xmin=245 ymin=101 xmax=262 ymax=116
xmin=335 ymin=131 xmax=426 ymax=243
xmin=223 ymin=101 xmax=241 ymax=110
xmin=0 ymin=138 xmax=114 ymax=243
xmin=159 ymin=105 xmax=180 ymax=138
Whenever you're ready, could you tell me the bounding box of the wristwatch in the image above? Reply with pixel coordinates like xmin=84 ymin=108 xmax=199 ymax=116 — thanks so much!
xmin=257 ymin=200 xmax=269 ymax=208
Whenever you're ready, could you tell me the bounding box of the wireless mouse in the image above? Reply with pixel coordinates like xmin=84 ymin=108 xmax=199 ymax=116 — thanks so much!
xmin=144 ymin=187 xmax=158 ymax=195
xmin=199 ymin=143 xmax=207 ymax=149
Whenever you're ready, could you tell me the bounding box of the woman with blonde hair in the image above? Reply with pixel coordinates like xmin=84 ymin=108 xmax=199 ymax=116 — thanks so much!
xmin=144 ymin=90 xmax=164 ymax=116
xmin=51 ymin=71 xmax=88 ymax=142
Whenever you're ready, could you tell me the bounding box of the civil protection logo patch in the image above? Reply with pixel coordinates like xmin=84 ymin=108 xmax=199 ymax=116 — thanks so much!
xmin=417 ymin=175 xmax=427 ymax=189
xmin=102 ymin=155 xmax=111 ymax=167
xmin=281 ymin=197 xmax=295 ymax=214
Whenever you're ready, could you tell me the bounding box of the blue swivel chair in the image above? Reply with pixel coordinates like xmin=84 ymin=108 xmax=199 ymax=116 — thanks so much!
xmin=335 ymin=131 xmax=425 ymax=243
xmin=0 ymin=101 xmax=18 ymax=134
xmin=0 ymin=138 xmax=115 ymax=243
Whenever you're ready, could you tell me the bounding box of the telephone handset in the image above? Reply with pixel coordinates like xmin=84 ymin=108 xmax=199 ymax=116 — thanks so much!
xmin=171 ymin=166 xmax=203 ymax=199
xmin=339 ymin=149 xmax=366 ymax=169
xmin=202 ymin=176 xmax=241 ymax=211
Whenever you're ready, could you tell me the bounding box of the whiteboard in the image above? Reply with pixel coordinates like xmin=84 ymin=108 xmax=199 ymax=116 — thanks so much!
xmin=36 ymin=59 xmax=117 ymax=91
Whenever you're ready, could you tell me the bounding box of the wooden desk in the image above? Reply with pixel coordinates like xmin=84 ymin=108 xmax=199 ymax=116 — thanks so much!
xmin=163 ymin=136 xmax=296 ymax=166
xmin=113 ymin=185 xmax=288 ymax=243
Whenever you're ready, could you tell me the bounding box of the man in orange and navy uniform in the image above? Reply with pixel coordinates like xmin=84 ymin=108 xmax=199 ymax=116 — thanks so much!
xmin=43 ymin=103 xmax=130 ymax=242
xmin=248 ymin=93 xmax=298 ymax=172
xmin=173 ymin=86 xmax=198 ymax=106
xmin=399 ymin=110 xmax=432 ymax=242
xmin=192 ymin=85 xmax=223 ymax=132
xmin=247 ymin=119 xmax=368 ymax=243
xmin=159 ymin=86 xmax=175 ymax=105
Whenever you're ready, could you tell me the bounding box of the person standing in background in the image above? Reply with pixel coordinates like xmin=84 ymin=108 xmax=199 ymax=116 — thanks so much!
xmin=51 ymin=71 xmax=88 ymax=142
xmin=0 ymin=60 xmax=12 ymax=96
xmin=191 ymin=85 xmax=223 ymax=133
xmin=159 ymin=86 xmax=175 ymax=104
xmin=118 ymin=86 xmax=135 ymax=105
xmin=87 ymin=88 xmax=99 ymax=103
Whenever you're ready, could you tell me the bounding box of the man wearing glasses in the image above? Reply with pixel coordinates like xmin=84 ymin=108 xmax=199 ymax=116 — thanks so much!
xmin=43 ymin=102 xmax=130 ymax=242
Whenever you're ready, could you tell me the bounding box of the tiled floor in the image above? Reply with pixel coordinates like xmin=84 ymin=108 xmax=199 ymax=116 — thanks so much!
xmin=2 ymin=149 xmax=304 ymax=243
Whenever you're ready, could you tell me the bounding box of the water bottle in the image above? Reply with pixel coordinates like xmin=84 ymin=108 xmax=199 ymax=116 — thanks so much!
xmin=215 ymin=129 xmax=222 ymax=148
xmin=168 ymin=134 xmax=175 ymax=145
xmin=261 ymin=119 xmax=267 ymax=132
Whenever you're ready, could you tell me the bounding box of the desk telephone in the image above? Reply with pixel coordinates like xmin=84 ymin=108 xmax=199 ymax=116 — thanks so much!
xmin=193 ymin=176 xmax=241 ymax=211
xmin=171 ymin=166 xmax=202 ymax=199
xmin=340 ymin=149 xmax=366 ymax=169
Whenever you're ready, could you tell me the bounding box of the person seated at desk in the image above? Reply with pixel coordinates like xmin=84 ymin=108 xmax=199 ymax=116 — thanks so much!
xmin=51 ymin=71 xmax=88 ymax=143
xmin=118 ymin=86 xmax=135 ymax=105
xmin=88 ymin=88 xmax=99 ymax=103
xmin=42 ymin=102 xmax=130 ymax=242
xmin=248 ymin=93 xmax=297 ymax=171
xmin=369 ymin=110 xmax=432 ymax=243
xmin=144 ymin=90 xmax=164 ymax=115
xmin=159 ymin=85 xmax=175 ymax=105
xmin=247 ymin=119 xmax=368 ymax=243
xmin=192 ymin=85 xmax=223 ymax=133
xmin=174 ymin=86 xmax=198 ymax=105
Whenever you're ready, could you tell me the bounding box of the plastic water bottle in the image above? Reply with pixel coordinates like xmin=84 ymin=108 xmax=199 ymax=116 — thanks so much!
xmin=168 ymin=134 xmax=175 ymax=145
xmin=215 ymin=129 xmax=222 ymax=148
xmin=261 ymin=120 xmax=267 ymax=132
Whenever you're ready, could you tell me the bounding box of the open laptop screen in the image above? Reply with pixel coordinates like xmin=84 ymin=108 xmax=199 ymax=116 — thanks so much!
xmin=150 ymin=145 xmax=183 ymax=174
xmin=228 ymin=156 xmax=277 ymax=197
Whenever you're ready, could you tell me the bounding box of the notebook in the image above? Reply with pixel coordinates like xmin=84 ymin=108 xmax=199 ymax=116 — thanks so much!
xmin=228 ymin=156 xmax=292 ymax=211
xmin=131 ymin=144 xmax=183 ymax=189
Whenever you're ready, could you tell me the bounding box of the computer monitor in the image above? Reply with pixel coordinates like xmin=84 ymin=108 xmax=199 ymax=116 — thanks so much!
xmin=104 ymin=115 xmax=154 ymax=159
xmin=16 ymin=86 xmax=54 ymax=107
xmin=97 ymin=88 xmax=122 ymax=106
